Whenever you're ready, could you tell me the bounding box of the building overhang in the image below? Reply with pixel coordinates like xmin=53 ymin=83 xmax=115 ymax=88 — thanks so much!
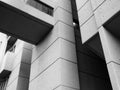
xmin=0 ymin=1 xmax=54 ymax=45
xmin=104 ymin=11 xmax=120 ymax=39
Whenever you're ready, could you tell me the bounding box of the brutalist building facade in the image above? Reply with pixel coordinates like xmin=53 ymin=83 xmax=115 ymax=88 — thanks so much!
xmin=0 ymin=0 xmax=119 ymax=90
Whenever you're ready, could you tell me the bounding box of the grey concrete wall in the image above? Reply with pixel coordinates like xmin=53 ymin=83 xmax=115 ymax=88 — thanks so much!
xmin=99 ymin=27 xmax=120 ymax=90
xmin=76 ymin=0 xmax=120 ymax=90
xmin=74 ymin=28 xmax=112 ymax=90
xmin=6 ymin=41 xmax=32 ymax=90
xmin=29 ymin=0 xmax=80 ymax=90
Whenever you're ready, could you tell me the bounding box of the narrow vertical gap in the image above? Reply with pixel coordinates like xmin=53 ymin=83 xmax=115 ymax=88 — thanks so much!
xmin=70 ymin=0 xmax=112 ymax=90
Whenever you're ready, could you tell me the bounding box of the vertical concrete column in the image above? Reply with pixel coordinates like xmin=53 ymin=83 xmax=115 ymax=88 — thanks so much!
xmin=6 ymin=41 xmax=32 ymax=90
xmin=29 ymin=0 xmax=80 ymax=90
xmin=99 ymin=27 xmax=120 ymax=90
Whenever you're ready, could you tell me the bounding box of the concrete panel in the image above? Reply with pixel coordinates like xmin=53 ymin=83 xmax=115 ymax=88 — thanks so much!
xmin=12 ymin=50 xmax=22 ymax=69
xmin=7 ymin=64 xmax=20 ymax=86
xmin=29 ymin=59 xmax=61 ymax=90
xmin=6 ymin=48 xmax=31 ymax=90
xmin=80 ymin=16 xmax=98 ymax=43
xmin=19 ymin=62 xmax=30 ymax=78
xmin=21 ymin=48 xmax=32 ymax=64
xmin=32 ymin=21 xmax=74 ymax=62
xmin=55 ymin=0 xmax=72 ymax=13
xmin=7 ymin=76 xmax=29 ymax=90
xmin=31 ymin=38 xmax=77 ymax=81
xmin=30 ymin=39 xmax=61 ymax=81
xmin=60 ymin=59 xmax=79 ymax=89
xmin=99 ymin=27 xmax=120 ymax=64
xmin=90 ymin=0 xmax=105 ymax=10
xmin=107 ymin=62 xmax=120 ymax=90
xmin=14 ymin=40 xmax=24 ymax=56
xmin=29 ymin=59 xmax=79 ymax=90
xmin=94 ymin=0 xmax=120 ymax=27
xmin=0 ymin=51 xmax=15 ymax=72
xmin=6 ymin=77 xmax=18 ymax=90
xmin=54 ymin=86 xmax=79 ymax=90
xmin=35 ymin=0 xmax=55 ymax=8
xmin=58 ymin=21 xmax=75 ymax=43
xmin=76 ymin=0 xmax=88 ymax=10
xmin=60 ymin=39 xmax=77 ymax=63
xmin=15 ymin=40 xmax=33 ymax=53
xmin=23 ymin=42 xmax=33 ymax=50
xmin=54 ymin=7 xmax=73 ymax=26
xmin=0 ymin=34 xmax=7 ymax=68
xmin=78 ymin=0 xmax=93 ymax=26
xmin=17 ymin=77 xmax=29 ymax=90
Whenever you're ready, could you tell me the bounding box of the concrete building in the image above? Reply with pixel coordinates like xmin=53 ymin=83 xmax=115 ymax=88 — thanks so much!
xmin=0 ymin=0 xmax=119 ymax=90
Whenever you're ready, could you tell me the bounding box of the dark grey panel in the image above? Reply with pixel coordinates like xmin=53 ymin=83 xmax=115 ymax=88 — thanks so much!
xmin=77 ymin=52 xmax=109 ymax=79
xmin=79 ymin=72 xmax=112 ymax=90
xmin=85 ymin=34 xmax=105 ymax=60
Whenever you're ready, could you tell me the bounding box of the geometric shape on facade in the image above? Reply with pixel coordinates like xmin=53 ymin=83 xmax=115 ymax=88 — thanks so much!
xmin=104 ymin=11 xmax=120 ymax=39
xmin=0 ymin=1 xmax=53 ymax=45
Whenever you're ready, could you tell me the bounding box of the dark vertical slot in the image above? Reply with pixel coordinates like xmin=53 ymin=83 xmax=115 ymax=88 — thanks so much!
xmin=70 ymin=0 xmax=113 ymax=90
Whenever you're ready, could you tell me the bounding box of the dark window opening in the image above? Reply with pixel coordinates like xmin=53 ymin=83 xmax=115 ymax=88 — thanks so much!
xmin=27 ymin=0 xmax=53 ymax=16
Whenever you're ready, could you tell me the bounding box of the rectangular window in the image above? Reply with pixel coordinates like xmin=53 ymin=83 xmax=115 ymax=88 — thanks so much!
xmin=27 ymin=0 xmax=53 ymax=16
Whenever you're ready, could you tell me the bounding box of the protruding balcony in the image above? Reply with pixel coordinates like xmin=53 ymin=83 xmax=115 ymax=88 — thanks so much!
xmin=0 ymin=0 xmax=54 ymax=45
